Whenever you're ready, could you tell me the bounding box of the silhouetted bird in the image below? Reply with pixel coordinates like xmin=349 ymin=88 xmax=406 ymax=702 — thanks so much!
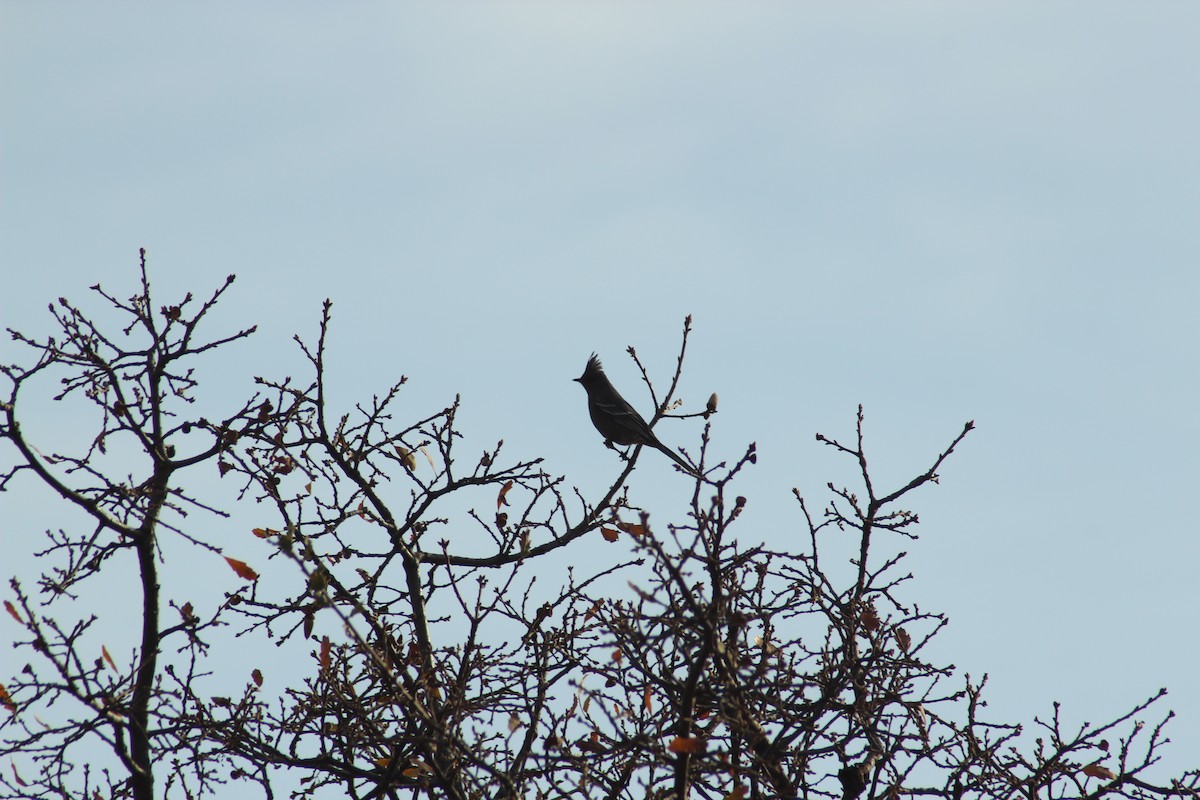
xmin=574 ymin=354 xmax=695 ymax=475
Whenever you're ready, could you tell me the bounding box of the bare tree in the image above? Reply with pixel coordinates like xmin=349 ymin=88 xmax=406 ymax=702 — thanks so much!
xmin=2 ymin=255 xmax=1196 ymax=800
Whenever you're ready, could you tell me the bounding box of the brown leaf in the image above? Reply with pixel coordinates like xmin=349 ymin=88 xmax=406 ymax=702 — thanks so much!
xmin=668 ymin=736 xmax=705 ymax=754
xmin=395 ymin=445 xmax=417 ymax=471
xmin=616 ymin=521 xmax=647 ymax=537
xmin=1082 ymin=763 xmax=1116 ymax=781
xmin=251 ymin=669 xmax=263 ymax=688
xmin=578 ymin=732 xmax=605 ymax=754
xmin=179 ymin=602 xmax=195 ymax=623
xmin=3 ymin=601 xmax=21 ymax=623
xmin=217 ymin=461 xmax=232 ymax=476
xmin=860 ymin=604 xmax=881 ymax=632
xmin=508 ymin=714 xmax=521 ymax=733
xmin=725 ymin=786 xmax=747 ymax=800
xmin=601 ymin=527 xmax=620 ymax=543
xmin=251 ymin=528 xmax=274 ymax=539
xmin=224 ymin=557 xmax=259 ymax=582
xmin=320 ymin=636 xmax=332 ymax=671
xmin=9 ymin=755 xmax=26 ymax=785
xmin=0 ymin=683 xmax=16 ymax=712
xmin=101 ymin=645 xmax=117 ymax=672
xmin=302 ymin=611 xmax=314 ymax=640
xmin=643 ymin=685 xmax=653 ymax=712
xmin=497 ymin=479 xmax=514 ymax=509
xmin=895 ymin=627 xmax=912 ymax=653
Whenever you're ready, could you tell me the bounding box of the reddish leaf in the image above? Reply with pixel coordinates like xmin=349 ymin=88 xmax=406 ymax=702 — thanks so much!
xmin=668 ymin=736 xmax=705 ymax=754
xmin=643 ymin=685 xmax=653 ymax=712
xmin=224 ymin=557 xmax=259 ymax=582
xmin=616 ymin=521 xmax=647 ymax=537
xmin=725 ymin=787 xmax=747 ymax=800
xmin=601 ymin=527 xmax=620 ymax=543
xmin=578 ymin=731 xmax=605 ymax=754
xmin=861 ymin=604 xmax=881 ymax=632
xmin=3 ymin=601 xmax=21 ymax=623
xmin=251 ymin=528 xmax=274 ymax=539
xmin=9 ymin=756 xmax=26 ymax=786
xmin=320 ymin=637 xmax=332 ymax=671
xmin=497 ymin=479 xmax=514 ymax=509
xmin=251 ymin=669 xmax=263 ymax=688
xmin=0 ymin=683 xmax=16 ymax=712
xmin=101 ymin=645 xmax=117 ymax=672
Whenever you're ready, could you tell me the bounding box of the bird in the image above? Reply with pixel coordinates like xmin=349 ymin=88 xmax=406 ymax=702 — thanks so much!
xmin=574 ymin=354 xmax=696 ymax=475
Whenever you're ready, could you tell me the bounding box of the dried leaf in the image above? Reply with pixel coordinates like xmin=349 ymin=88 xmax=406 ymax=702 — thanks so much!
xmin=754 ymin=635 xmax=779 ymax=656
xmin=1082 ymin=764 xmax=1116 ymax=781
xmin=395 ymin=445 xmax=417 ymax=471
xmin=302 ymin=611 xmax=315 ymax=640
xmin=578 ymin=731 xmax=605 ymax=754
xmin=508 ymin=714 xmax=522 ymax=733
xmin=861 ymin=604 xmax=881 ymax=632
xmin=615 ymin=521 xmax=647 ymax=537
xmin=725 ymin=786 xmax=747 ymax=800
xmin=707 ymin=393 xmax=719 ymax=414
xmin=9 ymin=756 xmax=26 ymax=786
xmin=668 ymin=736 xmax=705 ymax=754
xmin=3 ymin=601 xmax=21 ymax=623
xmin=0 ymin=683 xmax=16 ymax=712
xmin=320 ymin=637 xmax=332 ymax=671
xmin=643 ymin=685 xmax=653 ymax=712
xmin=601 ymin=527 xmax=620 ymax=543
xmin=497 ymin=480 xmax=514 ymax=509
xmin=251 ymin=669 xmax=263 ymax=688
xmin=895 ymin=627 xmax=912 ymax=653
xmin=251 ymin=527 xmax=274 ymax=539
xmin=101 ymin=645 xmax=117 ymax=672
xmin=224 ymin=557 xmax=259 ymax=582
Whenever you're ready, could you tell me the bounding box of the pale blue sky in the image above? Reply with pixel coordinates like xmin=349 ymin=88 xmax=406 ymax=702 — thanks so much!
xmin=2 ymin=2 xmax=1197 ymax=778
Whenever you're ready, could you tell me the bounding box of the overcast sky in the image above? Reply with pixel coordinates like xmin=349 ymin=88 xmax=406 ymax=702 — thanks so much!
xmin=2 ymin=2 xmax=1198 ymax=779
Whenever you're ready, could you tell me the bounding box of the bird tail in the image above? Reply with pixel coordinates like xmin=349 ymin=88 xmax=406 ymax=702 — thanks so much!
xmin=652 ymin=439 xmax=699 ymax=477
